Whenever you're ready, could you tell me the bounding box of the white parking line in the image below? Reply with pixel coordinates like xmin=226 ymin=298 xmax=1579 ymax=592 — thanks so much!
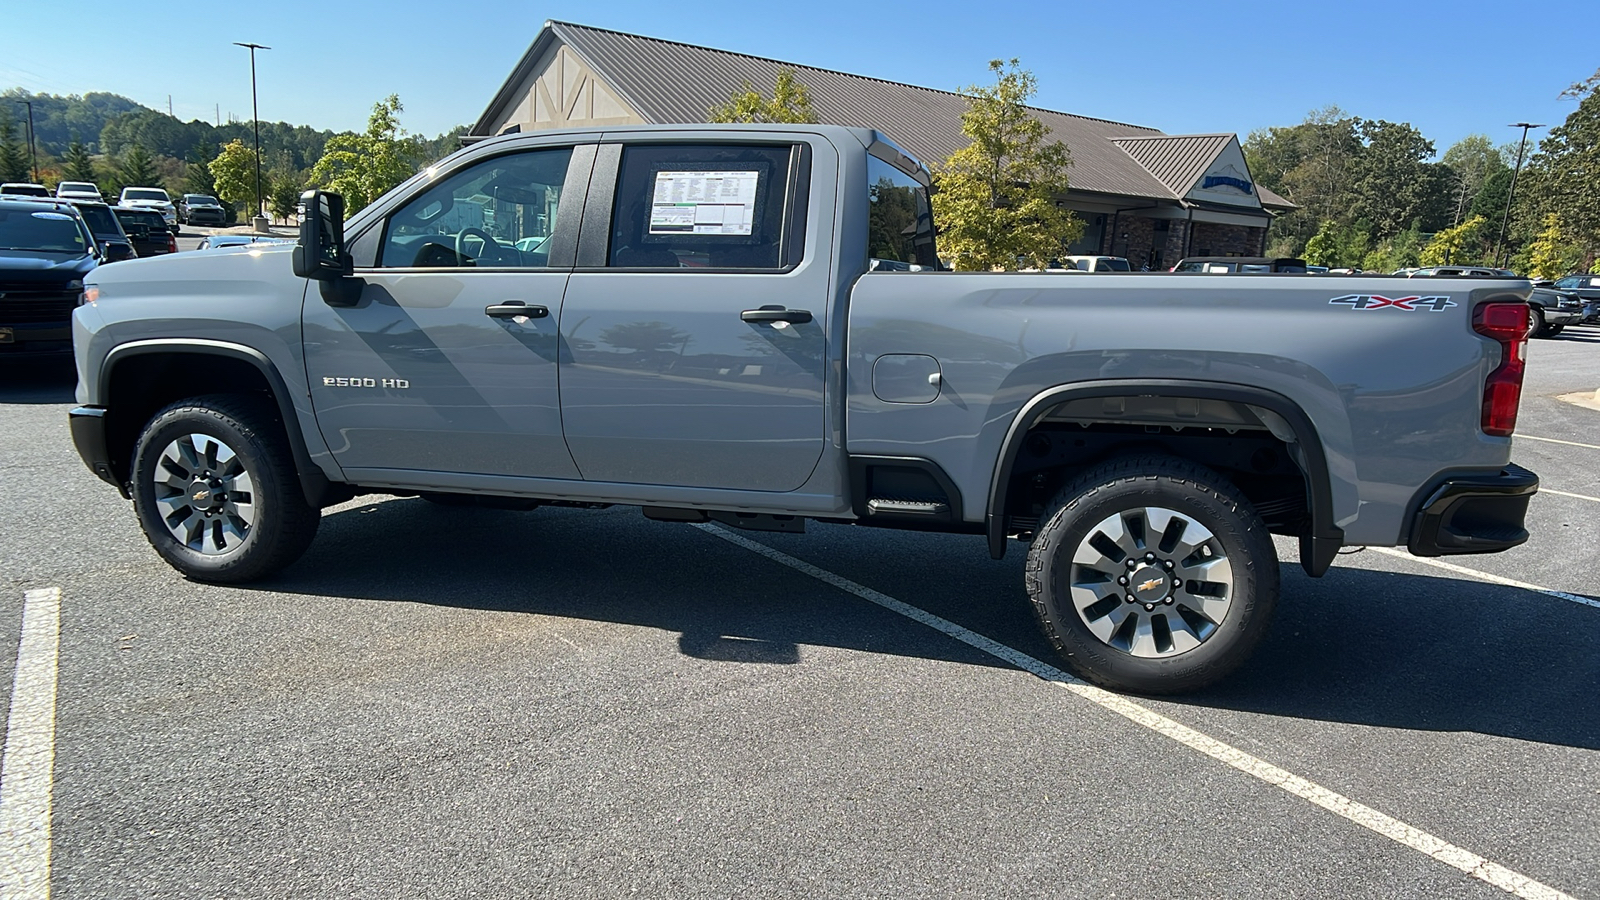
xmin=1518 ymin=434 xmax=1600 ymax=451
xmin=695 ymin=525 xmax=1576 ymax=900
xmin=0 ymin=587 xmax=62 ymax=900
xmin=1366 ymin=547 xmax=1600 ymax=609
xmin=1539 ymin=487 xmax=1600 ymax=504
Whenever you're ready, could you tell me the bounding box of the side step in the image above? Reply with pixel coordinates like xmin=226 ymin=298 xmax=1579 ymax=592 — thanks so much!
xmin=643 ymin=506 xmax=805 ymax=533
xmin=865 ymin=498 xmax=950 ymax=517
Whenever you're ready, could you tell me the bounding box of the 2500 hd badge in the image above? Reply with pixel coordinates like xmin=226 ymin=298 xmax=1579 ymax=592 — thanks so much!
xmin=323 ymin=376 xmax=410 ymax=389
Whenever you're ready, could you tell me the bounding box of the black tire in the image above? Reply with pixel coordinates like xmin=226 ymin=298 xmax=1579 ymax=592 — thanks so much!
xmin=1025 ymin=455 xmax=1279 ymax=694
xmin=131 ymin=395 xmax=319 ymax=583
xmin=1531 ymin=307 xmax=1550 ymax=338
xmin=1546 ymin=324 xmax=1565 ymax=337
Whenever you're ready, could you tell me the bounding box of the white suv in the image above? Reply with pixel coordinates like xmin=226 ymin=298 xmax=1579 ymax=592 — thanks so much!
xmin=118 ymin=187 xmax=177 ymax=231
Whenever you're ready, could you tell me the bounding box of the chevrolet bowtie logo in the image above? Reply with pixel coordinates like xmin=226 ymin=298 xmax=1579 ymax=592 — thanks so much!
xmin=1138 ymin=578 xmax=1164 ymax=592
xmin=192 ymin=490 xmax=210 ymax=501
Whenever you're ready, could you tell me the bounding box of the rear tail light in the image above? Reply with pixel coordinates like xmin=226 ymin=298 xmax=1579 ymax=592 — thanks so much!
xmin=1473 ymin=302 xmax=1529 ymax=437
xmin=166 ymin=232 xmax=178 ymax=254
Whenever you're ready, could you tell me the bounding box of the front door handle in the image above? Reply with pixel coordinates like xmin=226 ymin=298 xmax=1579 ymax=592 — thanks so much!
xmin=486 ymin=301 xmax=549 ymax=319
xmin=741 ymin=305 xmax=813 ymax=324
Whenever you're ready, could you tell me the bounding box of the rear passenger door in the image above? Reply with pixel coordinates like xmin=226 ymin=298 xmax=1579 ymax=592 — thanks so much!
xmin=558 ymin=135 xmax=834 ymax=491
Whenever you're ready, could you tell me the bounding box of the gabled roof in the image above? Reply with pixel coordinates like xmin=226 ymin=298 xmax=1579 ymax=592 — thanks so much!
xmin=475 ymin=22 xmax=1294 ymax=210
xmin=1110 ymin=134 xmax=1234 ymax=197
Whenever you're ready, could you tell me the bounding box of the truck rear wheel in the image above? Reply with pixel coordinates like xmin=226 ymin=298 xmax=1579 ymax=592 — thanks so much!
xmin=1025 ymin=455 xmax=1278 ymax=694
xmin=130 ymin=395 xmax=320 ymax=583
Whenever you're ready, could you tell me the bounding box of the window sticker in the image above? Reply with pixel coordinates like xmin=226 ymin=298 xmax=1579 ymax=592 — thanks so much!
xmin=649 ymin=170 xmax=760 ymax=235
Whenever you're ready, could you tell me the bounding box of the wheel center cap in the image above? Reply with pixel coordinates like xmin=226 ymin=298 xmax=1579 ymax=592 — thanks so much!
xmin=189 ymin=480 xmax=221 ymax=511
xmin=1130 ymin=565 xmax=1170 ymax=602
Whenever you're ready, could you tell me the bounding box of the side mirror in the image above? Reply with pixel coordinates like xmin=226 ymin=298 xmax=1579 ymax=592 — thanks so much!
xmin=104 ymin=242 xmax=135 ymax=263
xmin=292 ymin=190 xmax=352 ymax=280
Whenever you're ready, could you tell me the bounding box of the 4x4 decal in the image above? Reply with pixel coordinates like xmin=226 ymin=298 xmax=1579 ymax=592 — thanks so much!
xmin=1329 ymin=294 xmax=1457 ymax=312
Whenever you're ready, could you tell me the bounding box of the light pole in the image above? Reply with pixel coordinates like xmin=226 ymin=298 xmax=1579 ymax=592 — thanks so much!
xmin=1494 ymin=122 xmax=1543 ymax=269
xmin=234 ymin=42 xmax=270 ymax=230
xmin=19 ymin=100 xmax=38 ymax=183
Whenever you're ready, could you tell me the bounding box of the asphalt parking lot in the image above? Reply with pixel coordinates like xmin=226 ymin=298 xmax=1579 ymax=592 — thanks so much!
xmin=1 ymin=323 xmax=1597 ymax=898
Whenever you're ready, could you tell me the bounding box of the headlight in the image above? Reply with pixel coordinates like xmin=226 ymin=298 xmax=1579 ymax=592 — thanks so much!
xmin=81 ymin=286 xmax=100 ymax=306
xmin=65 ymin=279 xmax=83 ymax=290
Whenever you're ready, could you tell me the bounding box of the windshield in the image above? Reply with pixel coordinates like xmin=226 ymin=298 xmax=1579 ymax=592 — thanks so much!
xmin=58 ymin=182 xmax=97 ymax=194
xmin=187 ymin=195 xmax=218 ymax=205
xmin=3 ymin=185 xmax=50 ymax=197
xmin=114 ymin=209 xmax=165 ymax=228
xmin=0 ymin=208 xmax=90 ymax=253
xmin=75 ymin=204 xmax=120 ymax=235
xmin=866 ymin=155 xmax=939 ymax=269
xmin=124 ymin=189 xmax=168 ymax=202
xmin=1097 ymin=258 xmax=1131 ymax=271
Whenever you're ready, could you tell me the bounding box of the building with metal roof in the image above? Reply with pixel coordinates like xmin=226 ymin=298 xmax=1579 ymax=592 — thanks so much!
xmin=470 ymin=21 xmax=1295 ymax=269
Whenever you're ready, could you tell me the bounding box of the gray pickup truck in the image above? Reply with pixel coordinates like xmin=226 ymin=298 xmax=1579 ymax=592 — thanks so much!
xmin=68 ymin=124 xmax=1538 ymax=693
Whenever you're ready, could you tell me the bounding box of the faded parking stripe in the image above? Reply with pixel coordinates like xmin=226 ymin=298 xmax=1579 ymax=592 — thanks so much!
xmin=0 ymin=588 xmax=62 ymax=900
xmin=696 ymin=525 xmax=1578 ymax=900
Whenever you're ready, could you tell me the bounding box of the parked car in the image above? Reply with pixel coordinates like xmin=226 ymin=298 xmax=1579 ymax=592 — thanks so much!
xmin=55 ymin=181 xmax=103 ymax=203
xmin=1 ymin=183 xmax=51 ymax=198
xmin=1550 ymin=274 xmax=1600 ymax=323
xmin=1408 ymin=266 xmax=1519 ymax=278
xmin=1173 ymin=256 xmax=1308 ymax=273
xmin=0 ymin=197 xmax=98 ymax=357
xmin=63 ymin=199 xmax=136 ymax=263
xmin=118 ymin=187 xmax=178 ymax=232
xmin=1063 ymin=255 xmax=1132 ymax=272
xmin=70 ymin=123 xmax=1539 ymax=695
xmin=178 ymin=194 xmax=228 ymax=226
xmin=111 ymin=207 xmax=177 ymax=258
xmin=1528 ymin=288 xmax=1585 ymax=337
xmin=194 ymin=235 xmax=292 ymax=251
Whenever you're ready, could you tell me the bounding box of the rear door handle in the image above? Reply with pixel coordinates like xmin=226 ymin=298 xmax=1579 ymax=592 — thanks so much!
xmin=486 ymin=301 xmax=549 ymax=319
xmin=741 ymin=305 xmax=813 ymax=324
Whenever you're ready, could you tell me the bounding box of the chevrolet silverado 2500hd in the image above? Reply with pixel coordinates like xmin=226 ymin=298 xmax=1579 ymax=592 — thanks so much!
xmin=68 ymin=124 xmax=1538 ymax=693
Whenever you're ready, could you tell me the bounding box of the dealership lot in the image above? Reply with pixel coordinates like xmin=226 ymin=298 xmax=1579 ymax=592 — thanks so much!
xmin=1 ymin=330 xmax=1597 ymax=899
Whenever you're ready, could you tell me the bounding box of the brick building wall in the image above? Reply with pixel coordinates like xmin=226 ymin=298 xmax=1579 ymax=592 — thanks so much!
xmin=1190 ymin=222 xmax=1266 ymax=258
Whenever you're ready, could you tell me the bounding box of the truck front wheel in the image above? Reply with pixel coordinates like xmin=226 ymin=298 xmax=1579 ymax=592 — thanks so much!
xmin=1025 ymin=456 xmax=1279 ymax=694
xmin=130 ymin=395 xmax=320 ymax=583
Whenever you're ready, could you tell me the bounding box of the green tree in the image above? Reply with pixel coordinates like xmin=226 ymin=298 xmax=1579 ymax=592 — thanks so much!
xmin=931 ymin=59 xmax=1079 ymax=270
xmin=1519 ymin=73 xmax=1600 ymax=270
xmin=1441 ymin=135 xmax=1508 ymax=227
xmin=708 ymin=70 xmax=817 ymax=124
xmin=1361 ymin=220 xmax=1424 ymax=272
xmin=1419 ymin=215 xmax=1487 ymax=266
xmin=184 ymin=144 xmax=217 ymax=197
xmin=1522 ymin=213 xmax=1580 ymax=280
xmin=60 ymin=139 xmax=97 ymax=184
xmin=209 ymin=139 xmax=260 ymax=215
xmin=116 ymin=144 xmax=160 ymax=187
xmin=1244 ymin=107 xmax=1363 ymax=254
xmin=1349 ymin=119 xmax=1435 ymax=240
xmin=0 ymin=112 xmax=29 ymax=183
xmin=268 ymin=167 xmax=302 ymax=223
xmin=308 ymin=95 xmax=421 ymax=216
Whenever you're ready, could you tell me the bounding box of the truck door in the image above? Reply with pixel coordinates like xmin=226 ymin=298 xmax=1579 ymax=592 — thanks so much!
xmin=303 ymin=142 xmax=593 ymax=479
xmin=558 ymin=137 xmax=834 ymax=491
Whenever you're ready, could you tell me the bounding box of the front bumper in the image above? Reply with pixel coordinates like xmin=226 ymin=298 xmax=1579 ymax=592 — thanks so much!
xmin=0 ymin=322 xmax=73 ymax=356
xmin=1408 ymin=464 xmax=1537 ymax=556
xmin=69 ymin=405 xmax=126 ymax=494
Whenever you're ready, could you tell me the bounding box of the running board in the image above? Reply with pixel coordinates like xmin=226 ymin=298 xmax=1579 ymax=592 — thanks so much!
xmin=866 ymin=498 xmax=950 ymax=517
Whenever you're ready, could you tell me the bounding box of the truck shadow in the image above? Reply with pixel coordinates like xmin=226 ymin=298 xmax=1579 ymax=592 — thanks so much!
xmin=0 ymin=359 xmax=77 ymax=404
xmin=261 ymin=498 xmax=1600 ymax=751
xmin=264 ymin=498 xmax=1002 ymax=672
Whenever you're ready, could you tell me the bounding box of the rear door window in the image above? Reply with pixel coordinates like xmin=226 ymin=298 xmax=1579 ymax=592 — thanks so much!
xmin=607 ymin=143 xmax=805 ymax=270
xmin=866 ymin=155 xmax=938 ymax=269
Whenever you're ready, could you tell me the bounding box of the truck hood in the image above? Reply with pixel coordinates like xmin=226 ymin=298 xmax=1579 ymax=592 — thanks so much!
xmin=85 ymin=240 xmax=294 ymax=287
xmin=0 ymin=250 xmax=97 ymax=285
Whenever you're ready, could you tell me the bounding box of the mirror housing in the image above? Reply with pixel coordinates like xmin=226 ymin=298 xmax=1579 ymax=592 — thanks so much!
xmin=292 ymin=190 xmax=352 ymax=280
xmin=104 ymin=242 xmax=135 ymax=263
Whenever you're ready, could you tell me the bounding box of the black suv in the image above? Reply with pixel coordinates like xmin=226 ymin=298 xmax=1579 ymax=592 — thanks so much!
xmin=63 ymin=199 xmax=136 ymax=263
xmin=0 ymin=198 xmax=98 ymax=357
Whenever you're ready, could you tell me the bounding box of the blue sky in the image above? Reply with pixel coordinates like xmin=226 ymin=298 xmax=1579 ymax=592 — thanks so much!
xmin=2 ymin=0 xmax=1593 ymax=158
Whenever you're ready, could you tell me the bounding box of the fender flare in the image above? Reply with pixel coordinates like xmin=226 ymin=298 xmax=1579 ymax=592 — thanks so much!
xmin=100 ymin=338 xmax=342 ymax=508
xmin=986 ymin=379 xmax=1344 ymax=576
